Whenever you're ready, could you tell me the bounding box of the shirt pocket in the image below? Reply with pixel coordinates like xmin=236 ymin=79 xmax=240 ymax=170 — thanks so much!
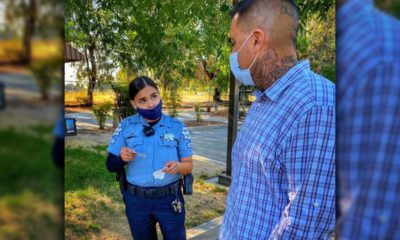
xmin=159 ymin=139 xmax=179 ymax=161
xmin=126 ymin=136 xmax=144 ymax=153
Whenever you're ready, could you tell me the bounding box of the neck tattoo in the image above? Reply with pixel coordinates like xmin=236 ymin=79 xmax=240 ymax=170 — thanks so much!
xmin=252 ymin=46 xmax=298 ymax=91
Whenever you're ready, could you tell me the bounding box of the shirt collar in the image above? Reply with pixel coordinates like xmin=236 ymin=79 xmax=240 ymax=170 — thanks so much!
xmin=131 ymin=113 xmax=172 ymax=128
xmin=255 ymin=60 xmax=310 ymax=102
xmin=337 ymin=0 xmax=374 ymax=34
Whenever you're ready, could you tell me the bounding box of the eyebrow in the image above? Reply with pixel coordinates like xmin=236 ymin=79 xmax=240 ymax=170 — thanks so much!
xmin=138 ymin=96 xmax=147 ymax=102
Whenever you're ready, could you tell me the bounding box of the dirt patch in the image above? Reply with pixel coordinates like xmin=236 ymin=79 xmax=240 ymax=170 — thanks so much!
xmin=65 ymin=107 xmax=93 ymax=113
xmin=184 ymin=120 xmax=225 ymax=127
xmin=209 ymin=108 xmax=229 ymax=118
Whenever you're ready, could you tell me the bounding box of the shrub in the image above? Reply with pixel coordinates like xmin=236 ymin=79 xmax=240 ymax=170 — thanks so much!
xmin=29 ymin=58 xmax=61 ymax=100
xmin=194 ymin=104 xmax=202 ymax=122
xmin=110 ymin=82 xmax=136 ymax=121
xmin=92 ymin=102 xmax=112 ymax=130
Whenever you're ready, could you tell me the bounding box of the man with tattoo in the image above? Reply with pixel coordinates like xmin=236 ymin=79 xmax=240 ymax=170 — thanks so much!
xmin=219 ymin=0 xmax=335 ymax=239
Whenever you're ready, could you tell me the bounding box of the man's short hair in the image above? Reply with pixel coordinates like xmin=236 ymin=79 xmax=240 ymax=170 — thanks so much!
xmin=230 ymin=0 xmax=299 ymax=19
xmin=230 ymin=0 xmax=299 ymax=47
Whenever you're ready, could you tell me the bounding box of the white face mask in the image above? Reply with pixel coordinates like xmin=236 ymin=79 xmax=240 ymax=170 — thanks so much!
xmin=229 ymin=33 xmax=259 ymax=86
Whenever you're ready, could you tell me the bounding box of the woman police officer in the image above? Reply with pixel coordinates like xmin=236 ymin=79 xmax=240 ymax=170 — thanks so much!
xmin=106 ymin=76 xmax=193 ymax=240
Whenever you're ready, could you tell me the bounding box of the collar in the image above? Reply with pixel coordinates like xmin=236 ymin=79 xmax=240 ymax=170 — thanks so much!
xmin=130 ymin=113 xmax=172 ymax=128
xmin=254 ymin=60 xmax=310 ymax=102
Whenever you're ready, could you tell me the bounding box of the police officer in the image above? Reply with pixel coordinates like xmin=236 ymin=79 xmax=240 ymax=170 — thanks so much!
xmin=106 ymin=76 xmax=193 ymax=240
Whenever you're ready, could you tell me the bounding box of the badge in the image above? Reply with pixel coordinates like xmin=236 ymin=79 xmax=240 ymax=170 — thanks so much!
xmin=163 ymin=133 xmax=175 ymax=141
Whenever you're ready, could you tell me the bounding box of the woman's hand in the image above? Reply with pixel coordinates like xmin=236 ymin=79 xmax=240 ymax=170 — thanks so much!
xmin=120 ymin=147 xmax=137 ymax=162
xmin=163 ymin=161 xmax=180 ymax=175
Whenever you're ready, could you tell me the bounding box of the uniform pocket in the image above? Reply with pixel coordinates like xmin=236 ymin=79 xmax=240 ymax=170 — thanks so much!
xmin=126 ymin=137 xmax=144 ymax=153
xmin=159 ymin=139 xmax=178 ymax=148
xmin=159 ymin=139 xmax=179 ymax=161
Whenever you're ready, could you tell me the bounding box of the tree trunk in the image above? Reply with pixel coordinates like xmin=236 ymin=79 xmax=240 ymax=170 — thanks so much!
xmin=87 ymin=40 xmax=97 ymax=107
xmin=41 ymin=88 xmax=49 ymax=101
xmin=22 ymin=0 xmax=36 ymax=64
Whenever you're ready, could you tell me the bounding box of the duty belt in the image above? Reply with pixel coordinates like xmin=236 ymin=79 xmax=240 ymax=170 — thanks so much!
xmin=126 ymin=180 xmax=180 ymax=198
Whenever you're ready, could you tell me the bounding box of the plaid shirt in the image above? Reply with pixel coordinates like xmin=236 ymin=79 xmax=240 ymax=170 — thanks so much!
xmin=219 ymin=60 xmax=336 ymax=239
xmin=337 ymin=0 xmax=400 ymax=238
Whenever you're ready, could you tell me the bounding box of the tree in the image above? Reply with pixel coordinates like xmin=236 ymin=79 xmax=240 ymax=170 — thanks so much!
xmin=65 ymin=0 xmax=105 ymax=106
xmin=5 ymin=0 xmax=37 ymax=64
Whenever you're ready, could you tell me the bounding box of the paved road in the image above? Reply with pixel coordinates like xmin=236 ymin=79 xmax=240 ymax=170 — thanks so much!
xmin=189 ymin=125 xmax=229 ymax=164
xmin=0 ymin=73 xmax=61 ymax=101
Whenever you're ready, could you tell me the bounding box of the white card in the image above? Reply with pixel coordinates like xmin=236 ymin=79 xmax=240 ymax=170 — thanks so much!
xmin=153 ymin=169 xmax=165 ymax=180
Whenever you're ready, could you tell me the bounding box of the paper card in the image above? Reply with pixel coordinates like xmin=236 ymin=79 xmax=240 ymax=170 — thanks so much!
xmin=153 ymin=169 xmax=165 ymax=180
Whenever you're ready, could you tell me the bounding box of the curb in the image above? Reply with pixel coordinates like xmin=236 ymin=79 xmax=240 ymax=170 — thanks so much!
xmin=187 ymin=216 xmax=223 ymax=239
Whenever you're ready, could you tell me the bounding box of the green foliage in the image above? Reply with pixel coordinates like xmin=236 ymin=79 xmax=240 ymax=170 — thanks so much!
xmin=296 ymin=0 xmax=334 ymax=32
xmin=92 ymin=102 xmax=112 ymax=130
xmin=376 ymin=0 xmax=400 ymax=18
xmin=297 ymin=6 xmax=335 ymax=82
xmin=65 ymin=0 xmax=336 ymax=100
xmin=29 ymin=58 xmax=61 ymax=100
xmin=110 ymin=82 xmax=136 ymax=121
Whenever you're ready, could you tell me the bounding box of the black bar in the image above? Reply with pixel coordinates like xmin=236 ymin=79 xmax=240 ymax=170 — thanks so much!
xmin=226 ymin=71 xmax=239 ymax=177
xmin=218 ymin=0 xmax=239 ymax=186
xmin=0 ymin=82 xmax=5 ymax=109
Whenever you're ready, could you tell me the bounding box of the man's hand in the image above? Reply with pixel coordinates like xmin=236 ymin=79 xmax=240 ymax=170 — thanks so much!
xmin=120 ymin=147 xmax=136 ymax=162
xmin=163 ymin=161 xmax=180 ymax=175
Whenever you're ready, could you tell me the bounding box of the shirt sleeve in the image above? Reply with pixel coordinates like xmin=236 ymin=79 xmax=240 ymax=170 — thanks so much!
xmin=270 ymin=106 xmax=336 ymax=239
xmin=106 ymin=153 xmax=127 ymax=172
xmin=107 ymin=122 xmax=126 ymax=156
xmin=177 ymin=124 xmax=193 ymax=159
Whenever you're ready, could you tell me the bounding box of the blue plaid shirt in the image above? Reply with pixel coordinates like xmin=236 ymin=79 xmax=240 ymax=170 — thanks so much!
xmin=337 ymin=0 xmax=400 ymax=238
xmin=219 ymin=60 xmax=336 ymax=239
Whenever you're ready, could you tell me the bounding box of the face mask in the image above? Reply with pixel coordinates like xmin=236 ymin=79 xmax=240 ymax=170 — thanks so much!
xmin=229 ymin=33 xmax=259 ymax=86
xmin=136 ymin=100 xmax=162 ymax=120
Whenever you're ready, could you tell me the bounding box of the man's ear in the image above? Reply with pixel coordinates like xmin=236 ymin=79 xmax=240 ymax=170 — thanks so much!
xmin=130 ymin=100 xmax=137 ymax=110
xmin=253 ymin=28 xmax=265 ymax=51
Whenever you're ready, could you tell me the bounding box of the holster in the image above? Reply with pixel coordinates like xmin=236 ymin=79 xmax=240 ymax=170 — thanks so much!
xmin=181 ymin=173 xmax=194 ymax=195
xmin=116 ymin=167 xmax=127 ymax=194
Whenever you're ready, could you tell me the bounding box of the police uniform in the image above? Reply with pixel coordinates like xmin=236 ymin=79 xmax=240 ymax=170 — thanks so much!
xmin=107 ymin=113 xmax=192 ymax=240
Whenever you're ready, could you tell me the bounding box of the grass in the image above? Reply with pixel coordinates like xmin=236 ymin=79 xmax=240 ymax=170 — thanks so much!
xmin=65 ymin=144 xmax=227 ymax=239
xmin=0 ymin=127 xmax=63 ymax=240
xmin=65 ymin=90 xmax=116 ymax=106
xmin=0 ymin=38 xmax=62 ymax=63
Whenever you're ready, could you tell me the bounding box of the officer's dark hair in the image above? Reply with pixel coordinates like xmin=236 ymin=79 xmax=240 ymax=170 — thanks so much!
xmin=129 ymin=76 xmax=159 ymax=100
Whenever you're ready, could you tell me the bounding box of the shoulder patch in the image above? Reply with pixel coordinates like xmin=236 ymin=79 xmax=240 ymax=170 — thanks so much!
xmin=182 ymin=127 xmax=191 ymax=140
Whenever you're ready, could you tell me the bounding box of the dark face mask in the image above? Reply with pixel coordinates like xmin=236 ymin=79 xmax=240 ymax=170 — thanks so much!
xmin=136 ymin=100 xmax=162 ymax=120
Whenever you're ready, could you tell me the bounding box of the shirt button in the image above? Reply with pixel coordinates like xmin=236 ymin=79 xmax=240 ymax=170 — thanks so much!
xmin=313 ymin=202 xmax=319 ymax=208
